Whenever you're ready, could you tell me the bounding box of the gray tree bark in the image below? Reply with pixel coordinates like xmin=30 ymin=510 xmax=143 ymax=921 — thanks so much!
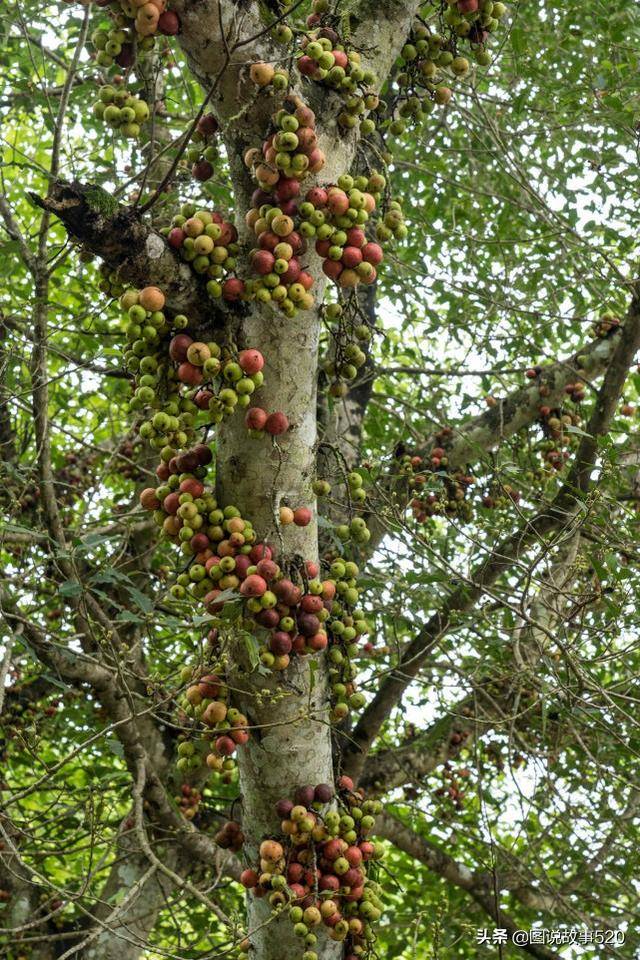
xmin=171 ymin=4 xmax=421 ymax=958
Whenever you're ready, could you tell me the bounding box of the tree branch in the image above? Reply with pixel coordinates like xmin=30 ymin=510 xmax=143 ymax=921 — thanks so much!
xmin=377 ymin=812 xmax=564 ymax=960
xmin=363 ymin=327 xmax=623 ymax=554
xmin=346 ymin=284 xmax=640 ymax=780
xmin=29 ymin=181 xmax=219 ymax=326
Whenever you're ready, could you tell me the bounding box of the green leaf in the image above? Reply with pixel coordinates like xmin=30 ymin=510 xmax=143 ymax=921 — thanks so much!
xmin=59 ymin=580 xmax=82 ymax=597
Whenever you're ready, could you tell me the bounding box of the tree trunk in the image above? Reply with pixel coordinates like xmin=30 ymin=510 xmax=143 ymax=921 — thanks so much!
xmin=215 ymin=141 xmax=352 ymax=960
xmin=87 ymin=842 xmax=182 ymax=960
xmin=173 ymin=4 xmax=421 ymax=956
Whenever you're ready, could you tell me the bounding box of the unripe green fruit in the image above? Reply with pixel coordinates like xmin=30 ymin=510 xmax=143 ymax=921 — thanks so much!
xmin=99 ymin=84 xmax=117 ymax=103
xmin=104 ymin=105 xmax=121 ymax=124
xmin=121 ymin=122 xmax=141 ymax=139
xmin=452 ymin=56 xmax=470 ymax=76
xmin=338 ymin=112 xmax=358 ymax=129
xmin=274 ymin=23 xmax=293 ymax=42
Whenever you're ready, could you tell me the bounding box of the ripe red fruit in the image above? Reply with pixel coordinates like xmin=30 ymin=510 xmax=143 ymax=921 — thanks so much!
xmin=337 ymin=775 xmax=354 ymax=791
xmin=301 ymin=594 xmax=323 ymax=614
xmin=177 ymin=362 xmax=203 ymax=385
xmin=168 ymin=227 xmax=185 ymax=248
xmin=192 ymin=160 xmax=213 ymax=181
xmin=252 ymin=249 xmax=275 ymax=275
xmin=259 ymin=231 xmax=280 ymax=251
xmin=294 ymin=784 xmax=314 ymax=806
xmin=343 ymin=867 xmax=363 ymax=888
xmin=115 ymin=44 xmax=134 ymax=68
xmin=346 ymin=227 xmax=366 ymax=248
xmin=269 ymin=632 xmax=293 ymax=655
xmin=250 ymin=543 xmax=272 ymax=564
xmin=327 ymin=189 xmax=349 ymax=216
xmin=305 ymin=560 xmax=319 ymax=579
xmin=273 ymin=578 xmax=302 ymax=606
xmin=265 ymin=412 xmax=289 ymax=436
xmin=295 ymin=104 xmax=316 ymax=127
xmin=197 ymin=113 xmax=219 ymax=137
xmin=323 ymin=259 xmax=343 ymax=281
xmin=361 ymin=242 xmax=383 ymax=266
xmin=342 ymin=246 xmax=363 ymax=268
xmin=163 ymin=492 xmax=180 ymax=514
xmin=298 ymin=613 xmax=320 ymax=637
xmin=222 ymin=278 xmax=245 ymax=301
xmin=275 ymin=177 xmax=300 ymax=202
xmin=139 ymin=488 xmax=160 ymax=510
xmin=194 ymin=443 xmax=213 ymax=465
xmin=190 ymin=533 xmax=210 ymax=552
xmin=194 ymin=389 xmax=213 ymax=410
xmin=169 ymin=334 xmax=193 ymax=363
xmin=299 ymin=270 xmax=314 ymax=290
xmin=256 ymin=558 xmax=278 ymax=579
xmin=323 ymin=838 xmax=345 ymax=861
xmin=281 ymin=258 xmax=301 ymax=284
xmin=287 ymin=861 xmax=304 ymax=883
xmin=292 ymin=635 xmax=307 ymax=654
xmin=332 ymin=50 xmax=348 ymax=68
xmin=245 ymin=406 xmax=268 ymax=431
xmin=219 ymin=221 xmax=238 ymax=244
xmin=314 ymin=783 xmax=334 ymax=803
xmin=198 ymin=674 xmax=221 ymax=698
xmin=158 ymin=10 xmax=180 ymax=34
xmin=215 ymin=735 xmax=236 ymax=756
xmin=288 ymin=883 xmax=306 ymax=902
xmin=240 ymin=869 xmax=259 ymax=888
xmin=256 ymin=608 xmax=280 ymax=629
xmin=321 ymin=580 xmax=336 ymax=601
xmin=319 ymin=874 xmax=340 ymax=892
xmin=180 ymin=478 xmax=204 ymax=497
xmin=308 ymin=632 xmax=327 ymax=651
xmin=238 ymin=349 xmax=264 ymax=375
xmin=345 ymin=845 xmax=363 ymax=866
xmin=204 ymin=589 xmax=223 ymax=613
xmin=298 ymin=55 xmax=319 ymax=77
xmin=359 ymin=841 xmax=375 ymax=860
xmin=177 ymin=450 xmax=198 ymax=472
xmin=288 ymin=231 xmax=305 ymax=254
xmin=276 ymin=798 xmax=295 ymax=819
xmin=344 ymin=885 xmax=364 ymax=902
xmin=315 ymin=239 xmax=332 ymax=258
xmin=293 ymin=507 xmax=312 ymax=527
xmin=240 ymin=574 xmax=267 ymax=597
xmin=296 ymin=127 xmax=318 ymax=153
xmin=306 ymin=187 xmax=328 ymax=207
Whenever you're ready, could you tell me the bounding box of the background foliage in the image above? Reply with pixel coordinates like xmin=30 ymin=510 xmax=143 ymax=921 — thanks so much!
xmin=2 ymin=1 xmax=640 ymax=958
